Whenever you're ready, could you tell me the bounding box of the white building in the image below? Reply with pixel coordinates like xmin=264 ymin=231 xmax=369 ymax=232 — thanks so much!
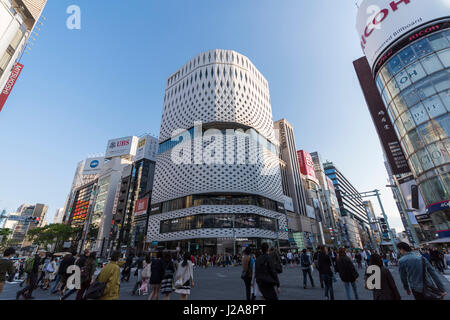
xmin=0 ymin=0 xmax=46 ymax=92
xmin=148 ymin=49 xmax=288 ymax=254
xmin=52 ymin=208 xmax=64 ymax=224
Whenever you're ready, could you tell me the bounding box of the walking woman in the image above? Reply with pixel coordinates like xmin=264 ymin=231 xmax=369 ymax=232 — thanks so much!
xmin=317 ymin=246 xmax=334 ymax=300
xmin=336 ymin=248 xmax=359 ymax=300
xmin=175 ymin=252 xmax=194 ymax=300
xmin=76 ymin=252 xmax=97 ymax=300
xmin=42 ymin=256 xmax=56 ymax=290
xmin=241 ymin=247 xmax=253 ymax=300
xmin=160 ymin=252 xmax=175 ymax=300
xmin=149 ymin=251 xmax=165 ymax=300
xmin=365 ymin=253 xmax=401 ymax=300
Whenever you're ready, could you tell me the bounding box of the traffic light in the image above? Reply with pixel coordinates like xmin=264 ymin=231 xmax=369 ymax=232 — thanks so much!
xmin=26 ymin=216 xmax=41 ymax=224
xmin=379 ymin=218 xmax=389 ymax=238
xmin=411 ymin=185 xmax=419 ymax=209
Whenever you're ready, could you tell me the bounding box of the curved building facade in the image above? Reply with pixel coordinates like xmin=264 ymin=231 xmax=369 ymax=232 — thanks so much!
xmin=357 ymin=0 xmax=450 ymax=237
xmin=148 ymin=49 xmax=288 ymax=254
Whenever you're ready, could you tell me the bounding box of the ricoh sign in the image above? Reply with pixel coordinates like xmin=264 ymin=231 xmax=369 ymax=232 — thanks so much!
xmin=356 ymin=0 xmax=450 ymax=69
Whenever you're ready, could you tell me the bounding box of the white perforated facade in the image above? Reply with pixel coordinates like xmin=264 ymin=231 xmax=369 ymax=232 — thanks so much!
xmin=148 ymin=50 xmax=288 ymax=248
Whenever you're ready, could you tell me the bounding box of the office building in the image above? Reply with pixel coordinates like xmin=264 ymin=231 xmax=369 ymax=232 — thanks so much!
xmin=148 ymin=49 xmax=288 ymax=254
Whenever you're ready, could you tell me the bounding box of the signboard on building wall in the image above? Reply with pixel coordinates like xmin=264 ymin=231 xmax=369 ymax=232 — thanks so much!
xmin=356 ymin=0 xmax=450 ymax=69
xmin=111 ymin=183 xmax=121 ymax=216
xmin=282 ymin=195 xmax=294 ymax=212
xmin=134 ymin=135 xmax=158 ymax=162
xmin=105 ymin=136 xmax=138 ymax=159
xmin=297 ymin=150 xmax=319 ymax=183
xmin=353 ymin=57 xmax=411 ymax=175
xmin=134 ymin=197 xmax=149 ymax=217
xmin=82 ymin=157 xmax=105 ymax=175
xmin=0 ymin=63 xmax=24 ymax=113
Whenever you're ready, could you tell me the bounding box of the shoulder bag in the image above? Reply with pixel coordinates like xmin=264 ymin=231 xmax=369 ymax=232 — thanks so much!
xmin=422 ymin=257 xmax=444 ymax=300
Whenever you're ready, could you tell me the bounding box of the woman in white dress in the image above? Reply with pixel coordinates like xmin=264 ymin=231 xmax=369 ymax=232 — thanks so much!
xmin=174 ymin=252 xmax=194 ymax=300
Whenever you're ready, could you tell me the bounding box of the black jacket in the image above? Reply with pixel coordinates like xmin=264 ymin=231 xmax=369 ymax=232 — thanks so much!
xmin=369 ymin=267 xmax=401 ymax=300
xmin=317 ymin=252 xmax=333 ymax=275
xmin=58 ymin=256 xmax=75 ymax=276
xmin=255 ymin=254 xmax=280 ymax=287
xmin=336 ymin=256 xmax=358 ymax=282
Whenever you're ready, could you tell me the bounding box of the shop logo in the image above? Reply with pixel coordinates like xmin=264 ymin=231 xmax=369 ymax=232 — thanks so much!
xmin=90 ymin=160 xmax=99 ymax=168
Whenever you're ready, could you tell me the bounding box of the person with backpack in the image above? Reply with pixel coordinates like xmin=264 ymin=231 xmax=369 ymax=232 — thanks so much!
xmin=174 ymin=252 xmax=194 ymax=300
xmin=317 ymin=246 xmax=334 ymax=300
xmin=60 ymin=250 xmax=96 ymax=300
xmin=16 ymin=250 xmax=46 ymax=299
xmin=97 ymin=251 xmax=121 ymax=300
xmin=300 ymin=249 xmax=314 ymax=289
xmin=397 ymin=242 xmax=447 ymax=300
xmin=0 ymin=247 xmax=16 ymax=295
xmin=365 ymin=253 xmax=401 ymax=300
xmin=269 ymin=247 xmax=282 ymax=275
xmin=241 ymin=247 xmax=253 ymax=300
xmin=355 ymin=250 xmax=363 ymax=269
xmin=255 ymin=243 xmax=280 ymax=301
xmin=336 ymin=248 xmax=359 ymax=300
xmin=160 ymin=252 xmax=176 ymax=300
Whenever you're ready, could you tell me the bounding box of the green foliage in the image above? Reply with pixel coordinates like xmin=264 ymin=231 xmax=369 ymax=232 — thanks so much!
xmin=26 ymin=224 xmax=80 ymax=250
xmin=0 ymin=228 xmax=13 ymax=251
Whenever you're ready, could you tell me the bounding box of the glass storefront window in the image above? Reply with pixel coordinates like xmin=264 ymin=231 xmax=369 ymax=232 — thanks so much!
xmin=405 ymin=129 xmax=425 ymax=150
xmin=410 ymin=103 xmax=429 ymax=125
xmin=394 ymin=69 xmax=412 ymax=91
xmin=442 ymin=172 xmax=450 ymax=197
xmin=440 ymin=90 xmax=450 ymax=112
xmin=417 ymin=121 xmax=440 ymax=145
xmin=398 ymin=46 xmax=417 ymax=65
xmin=388 ymin=100 xmax=399 ymax=119
xmin=409 ymin=153 xmax=423 ymax=175
xmin=428 ymin=32 xmax=450 ymax=51
xmin=430 ymin=70 xmax=450 ymax=92
xmin=380 ymin=66 xmax=391 ymax=83
xmin=423 ymin=95 xmax=447 ymax=119
xmin=406 ymin=61 xmax=427 ymax=84
xmin=437 ymin=48 xmax=450 ymax=68
xmin=395 ymin=117 xmax=406 ymax=137
xmin=427 ymin=141 xmax=449 ymax=166
xmin=434 ymin=114 xmax=450 ymax=137
xmin=421 ymin=53 xmax=444 ymax=75
xmin=381 ymin=87 xmax=391 ymax=106
xmin=417 ymin=148 xmax=434 ymax=171
xmin=402 ymin=86 xmax=421 ymax=107
xmin=376 ymin=75 xmax=384 ymax=92
xmin=412 ymin=39 xmax=433 ymax=58
xmin=401 ymin=110 xmax=415 ymax=131
xmin=421 ymin=179 xmax=439 ymax=204
xmin=394 ymin=94 xmax=409 ymax=115
xmin=386 ymin=55 xmax=403 ymax=77
xmin=415 ymin=77 xmax=437 ymax=100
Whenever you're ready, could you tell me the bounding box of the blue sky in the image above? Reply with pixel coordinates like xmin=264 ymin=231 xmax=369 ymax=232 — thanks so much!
xmin=0 ymin=0 xmax=405 ymax=231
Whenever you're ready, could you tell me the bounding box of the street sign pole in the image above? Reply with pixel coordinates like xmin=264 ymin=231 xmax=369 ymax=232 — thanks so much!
xmin=375 ymin=190 xmax=397 ymax=250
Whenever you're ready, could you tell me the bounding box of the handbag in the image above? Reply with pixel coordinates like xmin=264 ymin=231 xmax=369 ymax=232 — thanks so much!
xmin=84 ymin=277 xmax=107 ymax=300
xmin=422 ymin=258 xmax=444 ymax=300
xmin=174 ymin=263 xmax=190 ymax=289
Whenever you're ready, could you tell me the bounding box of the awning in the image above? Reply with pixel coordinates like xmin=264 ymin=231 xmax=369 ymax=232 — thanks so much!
xmin=427 ymin=237 xmax=450 ymax=244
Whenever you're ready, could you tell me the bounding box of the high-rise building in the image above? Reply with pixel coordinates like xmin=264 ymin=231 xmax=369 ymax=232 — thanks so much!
xmin=0 ymin=0 xmax=47 ymax=109
xmin=355 ymin=0 xmax=450 ymax=241
xmin=112 ymin=134 xmax=158 ymax=254
xmin=148 ymin=49 xmax=288 ymax=254
xmin=323 ymin=161 xmax=371 ymax=248
xmin=52 ymin=208 xmax=64 ymax=224
xmin=10 ymin=203 xmax=47 ymax=249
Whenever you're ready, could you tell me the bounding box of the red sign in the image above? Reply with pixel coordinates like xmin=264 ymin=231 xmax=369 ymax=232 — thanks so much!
xmin=297 ymin=150 xmax=317 ymax=182
xmin=134 ymin=197 xmax=149 ymax=216
xmin=0 ymin=63 xmax=24 ymax=113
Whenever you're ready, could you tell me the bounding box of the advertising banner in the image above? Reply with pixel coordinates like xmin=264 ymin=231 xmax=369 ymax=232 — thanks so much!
xmin=356 ymin=0 xmax=450 ymax=67
xmin=82 ymin=157 xmax=105 ymax=175
xmin=354 ymin=57 xmax=411 ymax=175
xmin=282 ymin=195 xmax=294 ymax=212
xmin=0 ymin=63 xmax=24 ymax=113
xmin=134 ymin=197 xmax=149 ymax=216
xmin=134 ymin=135 xmax=158 ymax=162
xmin=297 ymin=150 xmax=319 ymax=183
xmin=105 ymin=136 xmax=138 ymax=159
xmin=356 ymin=0 xmax=450 ymax=69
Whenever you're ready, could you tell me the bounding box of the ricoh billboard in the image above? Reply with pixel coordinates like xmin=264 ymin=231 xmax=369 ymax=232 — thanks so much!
xmin=82 ymin=157 xmax=105 ymax=175
xmin=105 ymin=136 xmax=138 ymax=159
xmin=356 ymin=0 xmax=450 ymax=69
xmin=134 ymin=135 xmax=158 ymax=162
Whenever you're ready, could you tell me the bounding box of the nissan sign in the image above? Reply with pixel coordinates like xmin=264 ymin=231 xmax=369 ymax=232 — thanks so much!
xmin=356 ymin=0 xmax=450 ymax=69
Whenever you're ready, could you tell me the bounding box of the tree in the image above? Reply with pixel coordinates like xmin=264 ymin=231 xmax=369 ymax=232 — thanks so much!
xmin=0 ymin=228 xmax=12 ymax=252
xmin=26 ymin=224 xmax=78 ymax=252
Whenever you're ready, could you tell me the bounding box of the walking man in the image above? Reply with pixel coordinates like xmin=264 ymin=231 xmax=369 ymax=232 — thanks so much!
xmin=0 ymin=247 xmax=16 ymax=295
xmin=397 ymin=242 xmax=447 ymax=300
xmin=300 ymin=249 xmax=314 ymax=289
xmin=255 ymin=243 xmax=280 ymax=300
xmin=16 ymin=250 xmax=46 ymax=299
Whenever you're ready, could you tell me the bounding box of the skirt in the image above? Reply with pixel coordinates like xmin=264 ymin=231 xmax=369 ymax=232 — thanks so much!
xmin=160 ymin=278 xmax=174 ymax=294
xmin=175 ymin=280 xmax=191 ymax=295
